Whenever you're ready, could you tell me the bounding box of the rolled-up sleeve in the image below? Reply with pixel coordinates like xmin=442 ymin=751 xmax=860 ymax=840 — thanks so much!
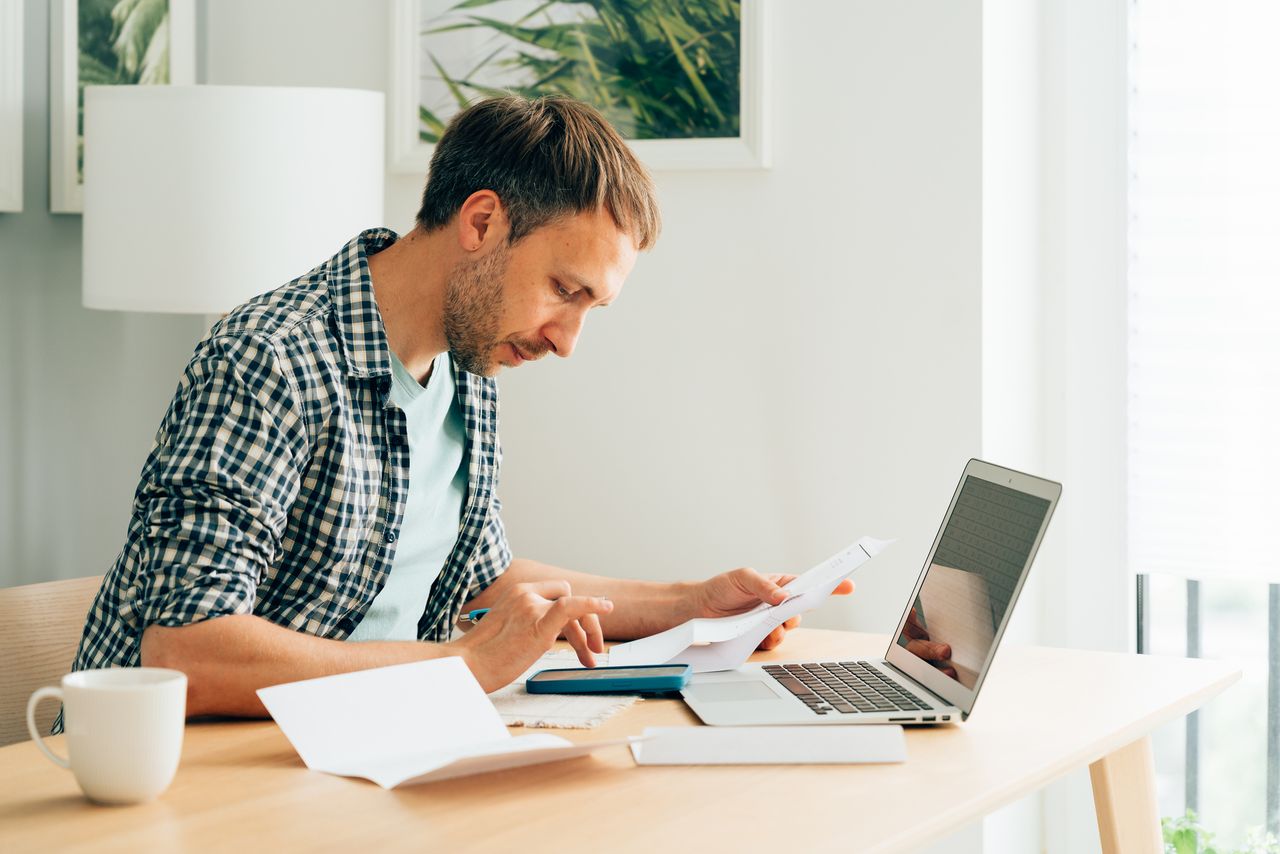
xmin=125 ymin=334 xmax=307 ymax=630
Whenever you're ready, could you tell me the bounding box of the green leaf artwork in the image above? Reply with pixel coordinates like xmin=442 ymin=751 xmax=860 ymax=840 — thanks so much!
xmin=417 ymin=0 xmax=741 ymax=144
xmin=77 ymin=0 xmax=172 ymax=180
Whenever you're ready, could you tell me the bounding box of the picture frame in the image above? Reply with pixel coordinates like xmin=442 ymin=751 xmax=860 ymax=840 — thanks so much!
xmin=388 ymin=0 xmax=771 ymax=174
xmin=0 ymin=0 xmax=22 ymax=213
xmin=49 ymin=0 xmax=196 ymax=214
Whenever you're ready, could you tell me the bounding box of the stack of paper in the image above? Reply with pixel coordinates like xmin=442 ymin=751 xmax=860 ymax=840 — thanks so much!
xmin=257 ymin=657 xmax=630 ymax=788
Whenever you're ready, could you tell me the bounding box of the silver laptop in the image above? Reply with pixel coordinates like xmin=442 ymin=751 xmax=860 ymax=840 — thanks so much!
xmin=681 ymin=459 xmax=1061 ymax=726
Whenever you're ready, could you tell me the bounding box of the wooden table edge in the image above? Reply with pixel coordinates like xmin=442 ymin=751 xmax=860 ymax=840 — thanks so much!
xmin=862 ymin=661 xmax=1241 ymax=854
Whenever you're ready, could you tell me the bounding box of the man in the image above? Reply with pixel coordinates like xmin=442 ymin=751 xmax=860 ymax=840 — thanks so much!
xmin=68 ymin=95 xmax=856 ymax=723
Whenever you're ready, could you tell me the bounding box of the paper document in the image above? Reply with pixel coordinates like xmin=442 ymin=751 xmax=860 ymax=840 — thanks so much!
xmin=257 ymin=657 xmax=630 ymax=788
xmin=629 ymin=725 xmax=906 ymax=765
xmin=609 ymin=537 xmax=892 ymax=672
xmin=489 ymin=651 xmax=639 ymax=728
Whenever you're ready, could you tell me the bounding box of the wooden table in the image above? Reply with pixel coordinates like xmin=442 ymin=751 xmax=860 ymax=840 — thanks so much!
xmin=0 ymin=629 xmax=1239 ymax=853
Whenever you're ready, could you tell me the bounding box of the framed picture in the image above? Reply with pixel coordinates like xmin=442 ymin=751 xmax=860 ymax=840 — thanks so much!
xmin=49 ymin=0 xmax=195 ymax=214
xmin=0 ymin=0 xmax=22 ymax=213
xmin=389 ymin=0 xmax=771 ymax=174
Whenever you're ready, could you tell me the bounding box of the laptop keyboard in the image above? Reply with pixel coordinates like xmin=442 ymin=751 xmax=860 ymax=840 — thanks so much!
xmin=762 ymin=661 xmax=937 ymax=716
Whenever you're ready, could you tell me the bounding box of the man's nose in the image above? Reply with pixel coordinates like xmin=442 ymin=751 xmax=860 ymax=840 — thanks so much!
xmin=547 ymin=309 xmax=587 ymax=359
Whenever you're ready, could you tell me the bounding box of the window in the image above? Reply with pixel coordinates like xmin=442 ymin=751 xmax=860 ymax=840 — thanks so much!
xmin=1128 ymin=0 xmax=1280 ymax=846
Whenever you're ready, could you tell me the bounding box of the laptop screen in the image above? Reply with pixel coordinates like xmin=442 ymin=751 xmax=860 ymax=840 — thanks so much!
xmin=894 ymin=475 xmax=1053 ymax=689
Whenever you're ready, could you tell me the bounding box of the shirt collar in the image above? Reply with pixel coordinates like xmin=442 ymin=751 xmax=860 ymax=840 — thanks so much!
xmin=326 ymin=228 xmax=399 ymax=379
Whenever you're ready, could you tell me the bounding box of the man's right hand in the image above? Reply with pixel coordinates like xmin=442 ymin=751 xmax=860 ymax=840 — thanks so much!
xmin=450 ymin=580 xmax=614 ymax=693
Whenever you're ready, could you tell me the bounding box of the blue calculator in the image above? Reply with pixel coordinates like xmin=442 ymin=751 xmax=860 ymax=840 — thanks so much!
xmin=526 ymin=664 xmax=692 ymax=694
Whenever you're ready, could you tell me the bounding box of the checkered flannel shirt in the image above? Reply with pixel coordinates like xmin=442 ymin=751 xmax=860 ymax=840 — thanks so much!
xmin=69 ymin=228 xmax=511 ymax=684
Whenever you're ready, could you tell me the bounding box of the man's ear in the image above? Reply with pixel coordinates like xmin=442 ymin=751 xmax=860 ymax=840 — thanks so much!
xmin=455 ymin=190 xmax=508 ymax=252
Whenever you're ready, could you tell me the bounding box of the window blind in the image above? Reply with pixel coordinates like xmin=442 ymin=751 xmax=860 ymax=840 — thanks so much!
xmin=1128 ymin=0 xmax=1280 ymax=582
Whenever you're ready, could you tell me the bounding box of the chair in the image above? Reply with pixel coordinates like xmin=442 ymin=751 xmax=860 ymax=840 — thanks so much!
xmin=0 ymin=576 xmax=102 ymax=747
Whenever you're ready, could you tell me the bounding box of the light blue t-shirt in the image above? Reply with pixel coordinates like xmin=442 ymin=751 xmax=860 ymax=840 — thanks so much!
xmin=348 ymin=352 xmax=467 ymax=641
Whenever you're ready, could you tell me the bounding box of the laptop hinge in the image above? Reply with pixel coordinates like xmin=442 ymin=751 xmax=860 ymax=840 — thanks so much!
xmin=883 ymin=661 xmax=954 ymax=708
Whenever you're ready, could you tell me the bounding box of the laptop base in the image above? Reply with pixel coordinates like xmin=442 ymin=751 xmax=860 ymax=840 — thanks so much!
xmin=682 ymin=660 xmax=961 ymax=727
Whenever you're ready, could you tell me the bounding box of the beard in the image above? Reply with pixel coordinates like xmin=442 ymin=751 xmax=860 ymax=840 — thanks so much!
xmin=442 ymin=246 xmax=510 ymax=376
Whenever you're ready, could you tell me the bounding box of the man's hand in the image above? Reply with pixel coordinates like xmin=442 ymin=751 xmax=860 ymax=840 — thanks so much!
xmin=691 ymin=568 xmax=856 ymax=651
xmin=902 ymin=607 xmax=958 ymax=679
xmin=451 ymin=580 xmax=613 ymax=692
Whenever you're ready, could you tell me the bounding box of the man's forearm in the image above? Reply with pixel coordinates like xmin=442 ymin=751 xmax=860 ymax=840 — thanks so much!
xmin=466 ymin=558 xmax=701 ymax=640
xmin=140 ymin=614 xmax=459 ymax=719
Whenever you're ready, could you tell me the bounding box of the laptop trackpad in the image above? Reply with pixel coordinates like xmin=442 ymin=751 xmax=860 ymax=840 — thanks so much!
xmin=684 ymin=681 xmax=778 ymax=703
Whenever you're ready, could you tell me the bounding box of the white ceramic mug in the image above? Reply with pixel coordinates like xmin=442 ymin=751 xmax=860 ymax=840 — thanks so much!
xmin=26 ymin=667 xmax=187 ymax=804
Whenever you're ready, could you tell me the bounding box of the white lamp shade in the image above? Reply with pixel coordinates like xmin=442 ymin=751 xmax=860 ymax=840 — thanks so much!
xmin=83 ymin=85 xmax=385 ymax=314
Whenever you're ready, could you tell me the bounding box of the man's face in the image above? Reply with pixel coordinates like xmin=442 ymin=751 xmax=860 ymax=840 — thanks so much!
xmin=443 ymin=209 xmax=638 ymax=376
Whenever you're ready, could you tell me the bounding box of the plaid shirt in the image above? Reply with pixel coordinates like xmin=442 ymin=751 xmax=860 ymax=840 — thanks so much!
xmin=70 ymin=229 xmax=511 ymax=680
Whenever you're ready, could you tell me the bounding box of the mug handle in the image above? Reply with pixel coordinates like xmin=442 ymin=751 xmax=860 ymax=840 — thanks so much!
xmin=26 ymin=686 xmax=70 ymax=769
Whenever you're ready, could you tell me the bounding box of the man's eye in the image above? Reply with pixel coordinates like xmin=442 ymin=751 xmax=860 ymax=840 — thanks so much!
xmin=554 ymin=282 xmax=573 ymax=299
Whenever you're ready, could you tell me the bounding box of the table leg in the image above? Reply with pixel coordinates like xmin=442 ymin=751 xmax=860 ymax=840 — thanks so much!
xmin=1089 ymin=735 xmax=1162 ymax=854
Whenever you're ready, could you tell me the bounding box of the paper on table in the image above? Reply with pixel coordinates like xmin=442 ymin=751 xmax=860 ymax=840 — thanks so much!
xmin=629 ymin=725 xmax=906 ymax=765
xmin=608 ymin=537 xmax=892 ymax=672
xmin=489 ymin=651 xmax=640 ymax=728
xmin=257 ymin=657 xmax=631 ymax=788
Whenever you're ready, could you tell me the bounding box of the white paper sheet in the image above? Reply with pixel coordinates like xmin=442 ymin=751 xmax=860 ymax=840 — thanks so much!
xmin=257 ymin=657 xmax=630 ymax=788
xmin=629 ymin=725 xmax=907 ymax=765
xmin=489 ymin=651 xmax=639 ymax=728
xmin=608 ymin=537 xmax=892 ymax=672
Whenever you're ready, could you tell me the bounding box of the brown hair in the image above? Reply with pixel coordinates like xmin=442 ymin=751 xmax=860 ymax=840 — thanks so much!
xmin=416 ymin=95 xmax=661 ymax=250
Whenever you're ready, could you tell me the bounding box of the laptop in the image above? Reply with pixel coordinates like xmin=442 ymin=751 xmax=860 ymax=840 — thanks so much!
xmin=680 ymin=459 xmax=1061 ymax=726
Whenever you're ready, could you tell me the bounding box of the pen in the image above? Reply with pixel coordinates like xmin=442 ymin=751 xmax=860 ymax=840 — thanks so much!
xmin=459 ymin=596 xmax=609 ymax=625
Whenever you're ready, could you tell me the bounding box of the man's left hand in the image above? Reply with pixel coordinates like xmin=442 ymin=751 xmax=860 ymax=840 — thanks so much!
xmin=691 ymin=568 xmax=856 ymax=651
